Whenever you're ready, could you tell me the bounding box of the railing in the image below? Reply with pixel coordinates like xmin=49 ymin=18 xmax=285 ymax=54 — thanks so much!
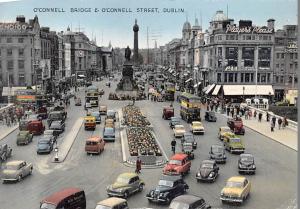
xmin=0 ymin=103 xmax=14 ymax=114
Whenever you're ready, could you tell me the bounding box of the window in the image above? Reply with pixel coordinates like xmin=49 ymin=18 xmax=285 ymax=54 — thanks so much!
xmin=224 ymin=73 xmax=227 ymax=82
xmin=7 ymin=37 xmax=12 ymax=43
xmin=7 ymin=49 xmax=12 ymax=56
xmin=269 ymin=36 xmax=271 ymax=40
xmin=79 ymin=43 xmax=82 ymax=48
xmin=226 ymin=35 xmax=229 ymax=40
xmin=281 ymin=53 xmax=284 ymax=59
xmin=290 ymin=53 xmax=294 ymax=59
xmin=246 ymin=35 xmax=251 ymax=40
xmin=245 ymin=73 xmax=250 ymax=82
xmin=252 ymin=35 xmax=255 ymax=40
xmin=276 ymin=53 xmax=280 ymax=59
xmin=276 ymin=64 xmax=279 ymax=68
xmin=276 ymin=76 xmax=279 ymax=83
xmin=241 ymin=73 xmax=244 ymax=82
xmin=280 ymin=76 xmax=284 ymax=83
xmin=217 ymin=47 xmax=222 ymax=56
xmin=250 ymin=73 xmax=254 ymax=82
xmin=217 ymin=73 xmax=221 ymax=82
xmin=9 ymin=74 xmax=14 ymax=85
xmin=7 ymin=60 xmax=13 ymax=70
xmin=295 ymin=63 xmax=298 ymax=69
xmin=228 ymin=73 xmax=233 ymax=82
xmin=218 ymin=35 xmax=222 ymax=40
xmin=290 ymin=63 xmax=293 ymax=69
xmin=267 ymin=73 xmax=270 ymax=83
xmin=281 ymin=63 xmax=284 ymax=68
xmin=18 ymin=60 xmax=24 ymax=69
xmin=259 ymin=35 xmax=262 ymax=40
xmin=261 ymin=74 xmax=266 ymax=82
xmin=234 ymin=73 xmax=237 ymax=82
xmin=295 ymin=53 xmax=298 ymax=59
xmin=18 ymin=38 xmax=24 ymax=43
xmin=19 ymin=48 xmax=24 ymax=56
xmin=19 ymin=73 xmax=25 ymax=86
xmin=230 ymin=35 xmax=235 ymax=40
xmin=242 ymin=35 xmax=245 ymax=40
xmin=263 ymin=36 xmax=268 ymax=40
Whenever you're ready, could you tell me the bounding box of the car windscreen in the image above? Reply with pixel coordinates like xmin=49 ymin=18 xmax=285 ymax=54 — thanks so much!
xmin=241 ymin=156 xmax=254 ymax=163
xmin=169 ymin=201 xmax=189 ymax=209
xmin=201 ymin=163 xmax=213 ymax=169
xmin=38 ymin=139 xmax=50 ymax=144
xmin=169 ymin=160 xmax=182 ymax=165
xmin=50 ymin=123 xmax=60 ymax=129
xmin=104 ymin=128 xmax=114 ymax=134
xmin=107 ymin=111 xmax=115 ymax=116
xmin=40 ymin=203 xmax=56 ymax=209
xmin=5 ymin=164 xmax=18 ymax=170
xmin=86 ymin=141 xmax=98 ymax=145
xmin=158 ymin=180 xmax=173 ymax=187
xmin=91 ymin=112 xmax=100 ymax=117
xmin=226 ymin=181 xmax=243 ymax=188
xmin=49 ymin=113 xmax=62 ymax=119
xmin=212 ymin=146 xmax=223 ymax=153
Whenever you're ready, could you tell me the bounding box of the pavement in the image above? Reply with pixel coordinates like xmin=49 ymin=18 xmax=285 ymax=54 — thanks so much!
xmin=219 ymin=112 xmax=298 ymax=151
xmin=0 ymin=124 xmax=18 ymax=141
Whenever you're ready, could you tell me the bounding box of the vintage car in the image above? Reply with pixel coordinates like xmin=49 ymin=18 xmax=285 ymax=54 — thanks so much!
xmin=220 ymin=176 xmax=251 ymax=204
xmin=47 ymin=110 xmax=66 ymax=125
xmin=16 ymin=131 xmax=33 ymax=145
xmin=190 ymin=121 xmax=205 ymax=135
xmin=181 ymin=143 xmax=194 ymax=160
xmin=99 ymin=105 xmax=108 ymax=115
xmin=85 ymin=136 xmax=105 ymax=155
xmin=106 ymin=110 xmax=116 ymax=121
xmin=49 ymin=120 xmax=65 ymax=135
xmin=19 ymin=119 xmax=29 ymax=131
xmin=209 ymin=145 xmax=226 ymax=163
xmin=196 ymin=160 xmax=219 ymax=182
xmin=91 ymin=111 xmax=101 ymax=124
xmin=218 ymin=126 xmax=232 ymax=141
xmin=162 ymin=106 xmax=174 ymax=120
xmin=173 ymin=125 xmax=186 ymax=138
xmin=103 ymin=127 xmax=116 ymax=142
xmin=223 ymin=133 xmax=245 ymax=154
xmin=2 ymin=160 xmax=33 ymax=183
xmin=37 ymin=106 xmax=48 ymax=119
xmin=181 ymin=133 xmax=197 ymax=149
xmin=238 ymin=154 xmax=256 ymax=174
xmin=75 ymin=98 xmax=82 ymax=106
xmin=84 ymin=116 xmax=96 ymax=130
xmin=204 ymin=111 xmax=217 ymax=122
xmin=95 ymin=197 xmax=129 ymax=209
xmin=27 ymin=120 xmax=45 ymax=135
xmin=227 ymin=117 xmax=245 ymax=135
xmin=169 ymin=117 xmax=181 ymax=129
xmin=99 ymin=89 xmax=105 ymax=96
xmin=37 ymin=136 xmax=55 ymax=154
xmin=43 ymin=129 xmax=58 ymax=143
xmin=146 ymin=175 xmax=189 ymax=204
xmin=169 ymin=195 xmax=211 ymax=209
xmin=106 ymin=173 xmax=144 ymax=198
xmin=0 ymin=144 xmax=12 ymax=162
xmin=163 ymin=153 xmax=191 ymax=176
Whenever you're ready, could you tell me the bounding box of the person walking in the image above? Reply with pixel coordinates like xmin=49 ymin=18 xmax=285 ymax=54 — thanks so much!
xmin=266 ymin=112 xmax=270 ymax=122
xmin=258 ymin=112 xmax=262 ymax=122
xmin=171 ymin=139 xmax=176 ymax=154
xmin=244 ymin=109 xmax=248 ymax=120
xmin=248 ymin=109 xmax=252 ymax=120
xmin=271 ymin=121 xmax=275 ymax=132
xmin=135 ymin=157 xmax=142 ymax=174
xmin=272 ymin=116 xmax=276 ymax=126
xmin=278 ymin=117 xmax=282 ymax=130
xmin=282 ymin=116 xmax=288 ymax=129
xmin=253 ymin=110 xmax=257 ymax=119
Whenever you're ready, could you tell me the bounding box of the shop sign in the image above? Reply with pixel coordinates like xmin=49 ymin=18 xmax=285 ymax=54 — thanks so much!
xmin=224 ymin=66 xmax=238 ymax=71
xmin=226 ymin=25 xmax=273 ymax=34
xmin=0 ymin=23 xmax=28 ymax=31
xmin=16 ymin=95 xmax=36 ymax=102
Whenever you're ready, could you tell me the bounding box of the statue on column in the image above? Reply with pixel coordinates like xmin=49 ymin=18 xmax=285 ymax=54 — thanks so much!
xmin=125 ymin=46 xmax=131 ymax=61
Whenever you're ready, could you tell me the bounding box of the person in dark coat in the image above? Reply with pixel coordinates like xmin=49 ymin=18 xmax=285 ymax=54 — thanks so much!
xmin=272 ymin=116 xmax=276 ymax=126
xmin=271 ymin=121 xmax=275 ymax=132
xmin=278 ymin=118 xmax=282 ymax=129
xmin=258 ymin=112 xmax=262 ymax=122
xmin=266 ymin=112 xmax=270 ymax=122
xmin=171 ymin=139 xmax=176 ymax=154
xmin=135 ymin=157 xmax=142 ymax=174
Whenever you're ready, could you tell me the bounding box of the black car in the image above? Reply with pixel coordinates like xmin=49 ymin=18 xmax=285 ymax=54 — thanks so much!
xmin=196 ymin=160 xmax=219 ymax=182
xmin=43 ymin=130 xmax=58 ymax=142
xmin=169 ymin=117 xmax=181 ymax=129
xmin=37 ymin=136 xmax=54 ymax=154
xmin=181 ymin=143 xmax=194 ymax=160
xmin=238 ymin=153 xmax=256 ymax=174
xmin=181 ymin=133 xmax=197 ymax=149
xmin=204 ymin=111 xmax=217 ymax=122
xmin=209 ymin=145 xmax=226 ymax=163
xmin=169 ymin=195 xmax=211 ymax=209
xmin=146 ymin=175 xmax=189 ymax=204
xmin=49 ymin=120 xmax=65 ymax=135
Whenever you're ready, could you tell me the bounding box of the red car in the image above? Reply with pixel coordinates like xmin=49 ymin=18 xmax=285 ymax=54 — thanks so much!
xmin=163 ymin=153 xmax=191 ymax=176
xmin=227 ymin=117 xmax=245 ymax=135
xmin=162 ymin=106 xmax=174 ymax=120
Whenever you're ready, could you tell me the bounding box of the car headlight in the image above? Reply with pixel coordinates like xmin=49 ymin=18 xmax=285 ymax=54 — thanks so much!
xmin=252 ymin=165 xmax=256 ymax=169
xmin=209 ymin=172 xmax=214 ymax=177
xmin=196 ymin=172 xmax=200 ymax=177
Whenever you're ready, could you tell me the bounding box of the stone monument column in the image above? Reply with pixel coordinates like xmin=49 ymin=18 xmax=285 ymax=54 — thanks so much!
xmin=133 ymin=19 xmax=139 ymax=65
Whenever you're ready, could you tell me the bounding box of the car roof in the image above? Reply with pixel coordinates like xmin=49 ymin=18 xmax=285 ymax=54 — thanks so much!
xmin=19 ymin=131 xmax=29 ymax=134
xmin=192 ymin=121 xmax=202 ymax=124
xmin=228 ymin=176 xmax=246 ymax=182
xmin=172 ymin=195 xmax=204 ymax=204
xmin=43 ymin=188 xmax=83 ymax=205
xmin=240 ymin=153 xmax=254 ymax=158
xmin=201 ymin=160 xmax=215 ymax=165
xmin=211 ymin=144 xmax=223 ymax=149
xmin=97 ymin=197 xmax=127 ymax=207
xmin=170 ymin=153 xmax=187 ymax=161
xmin=6 ymin=160 xmax=23 ymax=166
xmin=171 ymin=117 xmax=180 ymax=120
xmin=87 ymin=136 xmax=102 ymax=142
xmin=220 ymin=126 xmax=230 ymax=130
xmin=184 ymin=133 xmax=193 ymax=137
xmin=118 ymin=172 xmax=138 ymax=179
xmin=174 ymin=124 xmax=184 ymax=128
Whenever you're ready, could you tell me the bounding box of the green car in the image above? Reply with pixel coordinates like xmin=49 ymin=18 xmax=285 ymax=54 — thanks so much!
xmin=106 ymin=172 xmax=145 ymax=198
xmin=17 ymin=131 xmax=33 ymax=145
xmin=223 ymin=134 xmax=245 ymax=154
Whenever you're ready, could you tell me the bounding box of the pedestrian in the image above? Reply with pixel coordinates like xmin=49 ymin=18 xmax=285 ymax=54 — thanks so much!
xmin=248 ymin=110 xmax=252 ymax=119
xmin=272 ymin=116 xmax=276 ymax=126
xmin=278 ymin=117 xmax=282 ymax=129
xmin=171 ymin=138 xmax=176 ymax=154
xmin=266 ymin=112 xmax=270 ymax=122
xmin=226 ymin=106 xmax=230 ymax=116
xmin=254 ymin=110 xmax=257 ymax=119
xmin=258 ymin=112 xmax=262 ymax=122
xmin=135 ymin=157 xmax=142 ymax=174
xmin=283 ymin=116 xmax=288 ymax=129
xmin=271 ymin=121 xmax=275 ymax=132
xmin=244 ymin=109 xmax=248 ymax=120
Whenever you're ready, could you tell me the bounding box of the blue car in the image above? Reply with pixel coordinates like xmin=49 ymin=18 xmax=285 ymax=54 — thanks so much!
xmin=103 ymin=127 xmax=115 ymax=142
xmin=91 ymin=111 xmax=101 ymax=124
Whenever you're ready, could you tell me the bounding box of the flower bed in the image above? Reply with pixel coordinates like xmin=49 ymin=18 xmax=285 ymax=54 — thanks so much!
xmin=122 ymin=105 xmax=150 ymax=127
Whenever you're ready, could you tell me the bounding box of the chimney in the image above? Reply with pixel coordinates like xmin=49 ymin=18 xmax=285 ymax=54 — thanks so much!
xmin=16 ymin=15 xmax=25 ymax=23
xmin=267 ymin=19 xmax=275 ymax=30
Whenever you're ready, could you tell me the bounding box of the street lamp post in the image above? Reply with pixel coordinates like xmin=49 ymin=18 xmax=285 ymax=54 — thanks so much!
xmin=243 ymin=86 xmax=245 ymax=102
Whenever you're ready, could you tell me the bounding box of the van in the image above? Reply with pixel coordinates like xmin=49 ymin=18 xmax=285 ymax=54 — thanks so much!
xmin=95 ymin=197 xmax=128 ymax=209
xmin=40 ymin=188 xmax=86 ymax=209
xmin=28 ymin=120 xmax=45 ymax=135
xmin=85 ymin=136 xmax=105 ymax=154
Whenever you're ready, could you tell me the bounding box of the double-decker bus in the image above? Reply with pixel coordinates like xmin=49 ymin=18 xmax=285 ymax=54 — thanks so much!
xmin=164 ymin=82 xmax=175 ymax=101
xmin=85 ymin=85 xmax=99 ymax=107
xmin=179 ymin=92 xmax=202 ymax=123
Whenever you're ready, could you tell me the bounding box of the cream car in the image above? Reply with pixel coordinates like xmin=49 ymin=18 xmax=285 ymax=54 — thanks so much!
xmin=173 ymin=124 xmax=186 ymax=138
xmin=190 ymin=121 xmax=205 ymax=135
xmin=218 ymin=126 xmax=232 ymax=140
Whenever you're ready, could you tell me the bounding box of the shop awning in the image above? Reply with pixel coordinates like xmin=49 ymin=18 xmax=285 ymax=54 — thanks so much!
xmin=194 ymin=82 xmax=201 ymax=88
xmin=223 ymin=85 xmax=274 ymax=96
xmin=212 ymin=85 xmax=221 ymax=95
xmin=205 ymin=84 xmax=216 ymax=94
xmin=185 ymin=78 xmax=193 ymax=83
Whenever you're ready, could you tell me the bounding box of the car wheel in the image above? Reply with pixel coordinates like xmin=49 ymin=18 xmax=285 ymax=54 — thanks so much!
xmin=18 ymin=175 xmax=22 ymax=182
xmin=166 ymin=197 xmax=171 ymax=204
xmin=138 ymin=184 xmax=144 ymax=192
xmin=123 ymin=191 xmax=129 ymax=199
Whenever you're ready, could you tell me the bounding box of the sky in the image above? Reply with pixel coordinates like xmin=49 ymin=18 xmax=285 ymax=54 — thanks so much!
xmin=0 ymin=0 xmax=297 ymax=48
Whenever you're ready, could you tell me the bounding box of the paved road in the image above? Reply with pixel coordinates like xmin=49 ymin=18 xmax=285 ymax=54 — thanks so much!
xmin=0 ymin=76 xmax=296 ymax=209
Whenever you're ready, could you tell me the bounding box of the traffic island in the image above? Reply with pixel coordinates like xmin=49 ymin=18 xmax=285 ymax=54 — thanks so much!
xmin=119 ymin=105 xmax=168 ymax=168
